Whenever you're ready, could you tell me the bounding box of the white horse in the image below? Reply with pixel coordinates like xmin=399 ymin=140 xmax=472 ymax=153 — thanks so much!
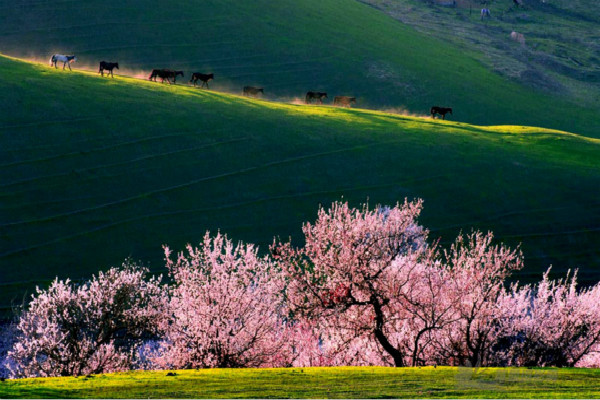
xmin=49 ymin=54 xmax=77 ymax=70
xmin=481 ymin=8 xmax=491 ymax=20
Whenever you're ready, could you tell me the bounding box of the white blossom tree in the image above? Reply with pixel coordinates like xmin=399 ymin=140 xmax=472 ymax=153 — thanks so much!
xmin=498 ymin=268 xmax=600 ymax=367
xmin=8 ymin=262 xmax=166 ymax=377
xmin=155 ymin=232 xmax=291 ymax=369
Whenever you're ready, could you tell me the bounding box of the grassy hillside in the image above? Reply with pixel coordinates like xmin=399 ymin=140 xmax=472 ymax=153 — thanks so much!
xmin=360 ymin=0 xmax=600 ymax=107
xmin=2 ymin=367 xmax=600 ymax=398
xmin=0 ymin=0 xmax=598 ymax=138
xmin=1 ymin=55 xmax=599 ymax=317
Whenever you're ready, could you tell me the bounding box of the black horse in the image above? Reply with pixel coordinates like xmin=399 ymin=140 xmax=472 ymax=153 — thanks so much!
xmin=171 ymin=70 xmax=184 ymax=83
xmin=149 ymin=69 xmax=169 ymax=83
xmin=333 ymin=96 xmax=356 ymax=107
xmin=99 ymin=61 xmax=119 ymax=77
xmin=190 ymin=72 xmax=214 ymax=88
xmin=243 ymin=86 xmax=264 ymax=97
xmin=305 ymin=91 xmax=328 ymax=104
xmin=430 ymin=106 xmax=453 ymax=119
xmin=149 ymin=69 xmax=184 ymax=84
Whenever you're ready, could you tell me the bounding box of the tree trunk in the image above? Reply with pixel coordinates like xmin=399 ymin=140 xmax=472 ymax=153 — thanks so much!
xmin=372 ymin=297 xmax=405 ymax=367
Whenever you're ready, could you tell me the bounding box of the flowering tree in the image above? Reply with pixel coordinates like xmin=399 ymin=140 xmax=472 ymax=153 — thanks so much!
xmin=273 ymin=200 xmax=431 ymax=367
xmin=8 ymin=263 xmax=166 ymax=377
xmin=397 ymin=257 xmax=458 ymax=366
xmin=434 ymin=232 xmax=523 ymax=367
xmin=499 ymin=269 xmax=600 ymax=367
xmin=155 ymin=232 xmax=290 ymax=369
xmin=274 ymin=201 xmax=526 ymax=367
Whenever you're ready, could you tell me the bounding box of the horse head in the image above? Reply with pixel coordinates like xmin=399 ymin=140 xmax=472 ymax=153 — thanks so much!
xmin=115 ymin=62 xmax=119 ymax=69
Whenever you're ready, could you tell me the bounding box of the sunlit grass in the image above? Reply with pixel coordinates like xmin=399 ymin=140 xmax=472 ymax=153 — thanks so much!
xmin=1 ymin=367 xmax=600 ymax=398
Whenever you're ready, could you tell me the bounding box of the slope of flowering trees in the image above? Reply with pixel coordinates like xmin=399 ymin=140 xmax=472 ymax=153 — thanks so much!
xmin=3 ymin=200 xmax=600 ymax=377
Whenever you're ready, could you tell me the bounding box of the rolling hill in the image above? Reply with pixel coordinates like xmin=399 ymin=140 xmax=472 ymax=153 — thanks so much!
xmin=0 ymin=0 xmax=598 ymax=137
xmin=1 ymin=55 xmax=599 ymax=318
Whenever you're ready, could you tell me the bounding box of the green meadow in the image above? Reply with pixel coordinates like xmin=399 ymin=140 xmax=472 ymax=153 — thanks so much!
xmin=1 ymin=0 xmax=599 ymax=318
xmin=1 ymin=55 xmax=599 ymax=317
xmin=1 ymin=367 xmax=600 ymax=398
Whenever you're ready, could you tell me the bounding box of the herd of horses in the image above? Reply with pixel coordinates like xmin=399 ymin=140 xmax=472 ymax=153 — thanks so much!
xmin=49 ymin=54 xmax=453 ymax=118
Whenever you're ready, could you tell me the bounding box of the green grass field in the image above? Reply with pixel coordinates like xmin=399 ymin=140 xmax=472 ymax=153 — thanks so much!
xmin=0 ymin=0 xmax=598 ymax=137
xmin=1 ymin=55 xmax=600 ymax=318
xmin=1 ymin=367 xmax=600 ymax=398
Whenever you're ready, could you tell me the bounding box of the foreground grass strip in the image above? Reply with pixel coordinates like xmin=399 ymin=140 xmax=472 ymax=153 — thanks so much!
xmin=1 ymin=367 xmax=600 ymax=399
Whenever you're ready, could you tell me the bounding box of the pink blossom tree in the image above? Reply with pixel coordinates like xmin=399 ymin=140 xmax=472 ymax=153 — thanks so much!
xmin=397 ymin=256 xmax=459 ymax=366
xmin=434 ymin=232 xmax=523 ymax=367
xmin=273 ymin=200 xmax=432 ymax=367
xmin=274 ymin=201 xmax=524 ymax=368
xmin=155 ymin=232 xmax=290 ymax=369
xmin=7 ymin=262 xmax=166 ymax=378
xmin=499 ymin=268 xmax=600 ymax=367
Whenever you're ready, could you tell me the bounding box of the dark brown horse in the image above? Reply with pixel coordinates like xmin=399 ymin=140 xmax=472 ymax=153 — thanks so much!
xmin=98 ymin=61 xmax=119 ymax=77
xmin=190 ymin=72 xmax=214 ymax=88
xmin=430 ymin=106 xmax=453 ymax=119
xmin=305 ymin=91 xmax=328 ymax=104
xmin=243 ymin=86 xmax=264 ymax=97
xmin=333 ymin=96 xmax=356 ymax=107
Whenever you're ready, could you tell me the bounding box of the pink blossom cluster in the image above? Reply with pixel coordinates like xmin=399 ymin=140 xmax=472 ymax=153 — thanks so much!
xmin=3 ymin=200 xmax=600 ymax=377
